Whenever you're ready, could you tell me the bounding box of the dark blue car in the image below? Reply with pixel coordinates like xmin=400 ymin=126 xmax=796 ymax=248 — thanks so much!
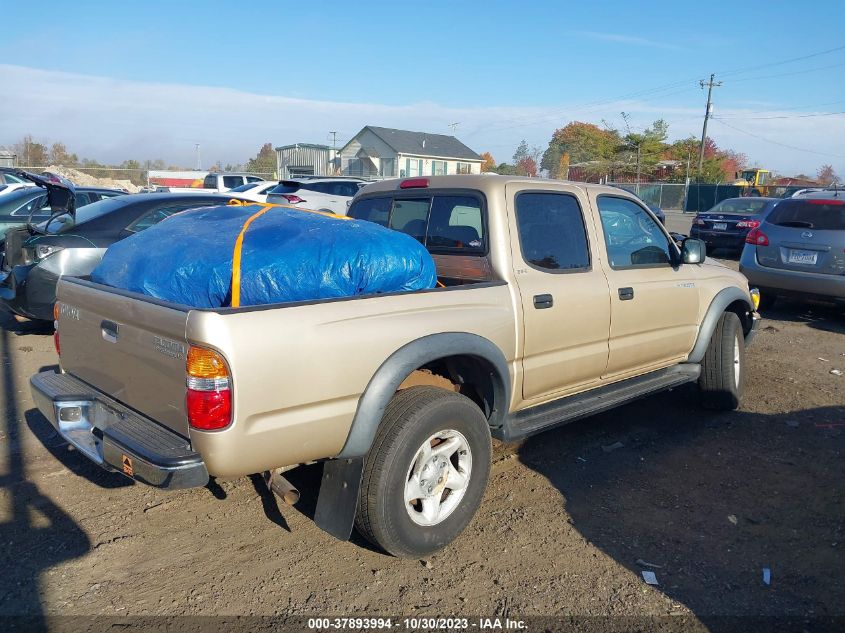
xmin=690 ymin=197 xmax=780 ymax=254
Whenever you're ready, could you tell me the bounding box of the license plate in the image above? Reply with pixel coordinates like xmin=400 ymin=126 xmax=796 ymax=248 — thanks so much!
xmin=788 ymin=249 xmax=818 ymax=265
xmin=712 ymin=222 xmax=727 ymax=230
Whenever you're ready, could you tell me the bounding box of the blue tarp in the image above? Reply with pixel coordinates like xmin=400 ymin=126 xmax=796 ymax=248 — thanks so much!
xmin=91 ymin=203 xmax=437 ymax=308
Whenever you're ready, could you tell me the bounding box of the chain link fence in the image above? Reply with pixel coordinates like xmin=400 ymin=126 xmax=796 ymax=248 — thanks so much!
xmin=606 ymin=182 xmax=688 ymax=211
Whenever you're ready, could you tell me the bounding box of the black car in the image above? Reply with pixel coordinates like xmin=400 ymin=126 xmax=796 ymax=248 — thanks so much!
xmin=690 ymin=197 xmax=780 ymax=254
xmin=0 ymin=186 xmax=125 ymax=234
xmin=0 ymin=193 xmax=239 ymax=321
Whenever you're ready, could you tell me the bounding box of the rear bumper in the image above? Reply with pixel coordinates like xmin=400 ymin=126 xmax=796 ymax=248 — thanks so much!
xmin=740 ymin=249 xmax=845 ymax=300
xmin=0 ymin=262 xmax=55 ymax=321
xmin=690 ymin=227 xmax=747 ymax=250
xmin=30 ymin=371 xmax=208 ymax=489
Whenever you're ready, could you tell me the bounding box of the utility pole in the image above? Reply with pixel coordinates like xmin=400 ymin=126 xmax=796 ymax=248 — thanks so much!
xmin=697 ymin=74 xmax=721 ymax=181
xmin=195 ymin=143 xmax=201 ymax=170
xmin=329 ymin=131 xmax=339 ymax=174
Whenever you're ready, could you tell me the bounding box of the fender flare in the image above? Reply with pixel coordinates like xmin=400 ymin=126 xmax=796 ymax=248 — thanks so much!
xmin=687 ymin=287 xmax=753 ymax=364
xmin=336 ymin=332 xmax=511 ymax=459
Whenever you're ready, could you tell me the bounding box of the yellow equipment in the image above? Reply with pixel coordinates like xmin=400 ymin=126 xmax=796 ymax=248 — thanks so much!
xmin=733 ymin=169 xmax=771 ymax=196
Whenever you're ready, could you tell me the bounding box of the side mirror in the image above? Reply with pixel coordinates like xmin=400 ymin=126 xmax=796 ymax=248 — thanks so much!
xmin=681 ymin=238 xmax=706 ymax=264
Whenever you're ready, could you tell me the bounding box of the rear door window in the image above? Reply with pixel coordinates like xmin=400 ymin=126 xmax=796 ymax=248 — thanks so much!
xmin=203 ymin=175 xmax=217 ymax=189
xmin=766 ymin=199 xmax=845 ymax=230
xmin=515 ymin=192 xmax=590 ymax=271
xmin=222 ymin=176 xmax=243 ymax=189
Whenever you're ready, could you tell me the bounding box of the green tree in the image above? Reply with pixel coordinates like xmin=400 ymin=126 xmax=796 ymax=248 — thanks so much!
xmin=495 ymin=162 xmax=518 ymax=175
xmin=246 ymin=142 xmax=276 ymax=177
xmin=540 ymin=122 xmax=620 ymax=176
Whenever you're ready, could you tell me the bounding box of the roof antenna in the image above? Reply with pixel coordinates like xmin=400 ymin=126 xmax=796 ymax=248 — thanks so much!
xmin=422 ymin=135 xmax=426 ymax=149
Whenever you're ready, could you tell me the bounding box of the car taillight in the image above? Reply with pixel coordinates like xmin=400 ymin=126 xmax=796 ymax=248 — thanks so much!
xmin=53 ymin=302 xmax=60 ymax=355
xmin=186 ymin=346 xmax=231 ymax=430
xmin=745 ymin=227 xmax=769 ymax=246
xmin=282 ymin=194 xmax=305 ymax=204
xmin=736 ymin=219 xmax=761 ymax=229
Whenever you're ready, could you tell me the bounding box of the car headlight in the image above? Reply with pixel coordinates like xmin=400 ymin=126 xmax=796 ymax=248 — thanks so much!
xmin=35 ymin=244 xmax=64 ymax=261
xmin=749 ymin=287 xmax=760 ymax=310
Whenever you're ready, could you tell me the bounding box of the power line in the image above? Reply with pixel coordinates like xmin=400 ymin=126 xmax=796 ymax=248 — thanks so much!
xmin=716 ymin=44 xmax=845 ymax=78
xmin=711 ymin=117 xmax=845 ymax=159
xmin=715 ymin=110 xmax=845 ymax=121
xmin=725 ymin=61 xmax=845 ymax=83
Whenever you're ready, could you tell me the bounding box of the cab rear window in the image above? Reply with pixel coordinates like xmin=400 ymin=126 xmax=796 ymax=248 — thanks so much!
xmin=349 ymin=194 xmax=486 ymax=254
xmin=767 ymin=199 xmax=845 ymax=230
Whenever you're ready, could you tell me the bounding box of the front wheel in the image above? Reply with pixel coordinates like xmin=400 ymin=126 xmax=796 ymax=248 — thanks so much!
xmin=355 ymin=386 xmax=492 ymax=558
xmin=699 ymin=311 xmax=745 ymax=410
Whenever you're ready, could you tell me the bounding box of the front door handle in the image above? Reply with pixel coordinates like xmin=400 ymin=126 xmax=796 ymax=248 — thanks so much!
xmin=533 ymin=294 xmax=554 ymax=309
xmin=618 ymin=287 xmax=634 ymax=301
xmin=101 ymin=320 xmax=119 ymax=343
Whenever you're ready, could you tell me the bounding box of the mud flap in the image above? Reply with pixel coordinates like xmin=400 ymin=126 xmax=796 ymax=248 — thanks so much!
xmin=313 ymin=457 xmax=364 ymax=541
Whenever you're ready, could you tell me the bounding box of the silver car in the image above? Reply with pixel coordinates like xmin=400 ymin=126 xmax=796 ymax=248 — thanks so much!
xmin=739 ymin=196 xmax=845 ymax=307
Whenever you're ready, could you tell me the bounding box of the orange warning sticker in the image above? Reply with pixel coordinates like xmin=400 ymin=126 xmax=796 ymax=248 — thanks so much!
xmin=122 ymin=454 xmax=134 ymax=477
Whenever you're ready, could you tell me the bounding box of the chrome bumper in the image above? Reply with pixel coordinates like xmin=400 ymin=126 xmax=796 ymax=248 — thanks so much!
xmin=30 ymin=371 xmax=208 ymax=489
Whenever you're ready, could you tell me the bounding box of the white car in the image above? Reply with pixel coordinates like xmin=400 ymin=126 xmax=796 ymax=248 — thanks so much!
xmin=0 ymin=182 xmax=34 ymax=196
xmin=201 ymin=173 xmax=265 ymax=192
xmin=266 ymin=178 xmax=368 ymax=215
xmin=226 ymin=181 xmax=281 ymax=203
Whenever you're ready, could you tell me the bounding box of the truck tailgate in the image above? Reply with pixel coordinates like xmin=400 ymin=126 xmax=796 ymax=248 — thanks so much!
xmin=57 ymin=278 xmax=191 ymax=437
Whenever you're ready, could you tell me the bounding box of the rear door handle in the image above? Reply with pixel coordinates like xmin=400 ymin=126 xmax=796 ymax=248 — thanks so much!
xmin=618 ymin=287 xmax=634 ymax=301
xmin=533 ymin=294 xmax=554 ymax=309
xmin=101 ymin=320 xmax=119 ymax=343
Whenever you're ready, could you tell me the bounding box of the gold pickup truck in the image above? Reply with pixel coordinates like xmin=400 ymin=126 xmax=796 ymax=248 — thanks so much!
xmin=31 ymin=175 xmax=761 ymax=558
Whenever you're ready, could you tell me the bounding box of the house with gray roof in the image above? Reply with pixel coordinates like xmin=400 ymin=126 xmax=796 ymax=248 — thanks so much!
xmin=339 ymin=126 xmax=482 ymax=178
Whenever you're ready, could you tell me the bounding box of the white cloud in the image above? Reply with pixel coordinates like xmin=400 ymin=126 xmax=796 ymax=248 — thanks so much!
xmin=577 ymin=31 xmax=684 ymax=51
xmin=0 ymin=64 xmax=842 ymax=177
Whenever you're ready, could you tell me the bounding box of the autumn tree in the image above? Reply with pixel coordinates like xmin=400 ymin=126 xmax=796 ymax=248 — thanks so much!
xmin=556 ymin=152 xmax=570 ymax=179
xmin=479 ymin=152 xmax=496 ymax=172
xmin=49 ymin=142 xmax=78 ymax=166
xmin=246 ymin=142 xmax=277 ymax=177
xmin=817 ymin=164 xmax=839 ymax=185
xmin=516 ymin=157 xmax=538 ymax=177
xmin=13 ymin=135 xmax=49 ymax=166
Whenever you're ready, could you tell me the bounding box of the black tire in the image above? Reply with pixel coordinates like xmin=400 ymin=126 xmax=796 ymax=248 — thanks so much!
xmin=355 ymin=386 xmax=492 ymax=558
xmin=699 ymin=312 xmax=745 ymax=410
xmin=757 ymin=291 xmax=778 ymax=311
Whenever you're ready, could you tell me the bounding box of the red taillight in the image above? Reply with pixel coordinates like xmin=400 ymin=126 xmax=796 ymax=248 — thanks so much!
xmin=186 ymin=346 xmax=231 ymax=430
xmin=282 ymin=194 xmax=304 ymax=204
xmin=807 ymin=199 xmax=844 ymax=205
xmin=53 ymin=331 xmax=60 ymax=355
xmin=186 ymin=389 xmax=231 ymax=430
xmin=400 ymin=178 xmax=429 ymax=189
xmin=736 ymin=219 xmax=761 ymax=229
xmin=745 ymin=227 xmax=769 ymax=246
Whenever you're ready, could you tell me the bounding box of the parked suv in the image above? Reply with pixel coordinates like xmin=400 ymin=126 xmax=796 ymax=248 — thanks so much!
xmin=740 ymin=196 xmax=845 ymax=307
xmin=266 ymin=177 xmax=367 ymax=215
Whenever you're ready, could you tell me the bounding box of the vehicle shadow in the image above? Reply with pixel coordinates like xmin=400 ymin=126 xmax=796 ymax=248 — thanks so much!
xmin=0 ymin=326 xmax=90 ymax=626
xmin=758 ymin=300 xmax=845 ymax=335
xmin=517 ymin=387 xmax=845 ymax=622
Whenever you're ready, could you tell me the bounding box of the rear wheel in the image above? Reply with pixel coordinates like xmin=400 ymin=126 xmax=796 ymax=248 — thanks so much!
xmin=699 ymin=312 xmax=745 ymax=410
xmin=355 ymin=386 xmax=491 ymax=558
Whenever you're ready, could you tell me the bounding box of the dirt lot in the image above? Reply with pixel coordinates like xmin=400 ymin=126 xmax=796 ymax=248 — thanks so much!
xmin=1 ymin=252 xmax=843 ymax=631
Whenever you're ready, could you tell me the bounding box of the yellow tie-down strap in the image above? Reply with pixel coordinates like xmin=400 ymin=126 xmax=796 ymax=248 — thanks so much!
xmin=229 ymin=203 xmax=351 ymax=308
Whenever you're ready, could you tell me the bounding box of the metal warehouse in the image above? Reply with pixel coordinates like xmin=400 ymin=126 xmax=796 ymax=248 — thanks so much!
xmin=275 ymin=143 xmax=335 ymax=179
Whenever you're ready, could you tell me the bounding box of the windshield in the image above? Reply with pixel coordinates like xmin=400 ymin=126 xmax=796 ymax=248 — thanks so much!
xmin=708 ymin=199 xmax=771 ymax=215
xmin=228 ymin=183 xmax=259 ymax=192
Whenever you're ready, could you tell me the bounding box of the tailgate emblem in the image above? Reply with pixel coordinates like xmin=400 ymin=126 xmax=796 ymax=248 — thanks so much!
xmin=121 ymin=454 xmax=134 ymax=477
xmin=153 ymin=336 xmax=186 ymax=360
xmin=801 ymin=231 xmax=813 ymax=238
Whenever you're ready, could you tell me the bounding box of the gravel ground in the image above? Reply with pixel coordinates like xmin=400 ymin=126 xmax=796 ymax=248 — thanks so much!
xmin=0 ymin=253 xmax=843 ymax=631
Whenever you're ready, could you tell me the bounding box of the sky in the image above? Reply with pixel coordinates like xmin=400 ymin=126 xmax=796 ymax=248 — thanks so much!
xmin=2 ymin=0 xmax=845 ymax=177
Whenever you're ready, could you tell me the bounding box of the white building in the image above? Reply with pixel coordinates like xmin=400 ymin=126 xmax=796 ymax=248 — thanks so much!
xmin=339 ymin=126 xmax=482 ymax=179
